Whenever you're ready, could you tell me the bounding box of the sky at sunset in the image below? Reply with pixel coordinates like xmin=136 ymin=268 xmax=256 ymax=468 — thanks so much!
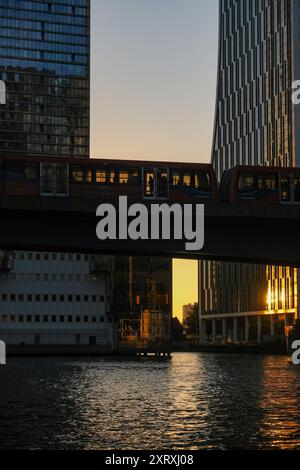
xmin=90 ymin=0 xmax=219 ymax=320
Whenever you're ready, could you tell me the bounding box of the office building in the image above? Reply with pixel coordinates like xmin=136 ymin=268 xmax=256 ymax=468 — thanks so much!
xmin=199 ymin=0 xmax=299 ymax=344
xmin=0 ymin=0 xmax=118 ymax=349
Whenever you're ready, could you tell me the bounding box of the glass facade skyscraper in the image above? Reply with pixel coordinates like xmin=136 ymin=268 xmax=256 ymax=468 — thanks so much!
xmin=0 ymin=0 xmax=90 ymax=157
xmin=199 ymin=0 xmax=300 ymax=344
xmin=0 ymin=1 xmax=118 ymax=350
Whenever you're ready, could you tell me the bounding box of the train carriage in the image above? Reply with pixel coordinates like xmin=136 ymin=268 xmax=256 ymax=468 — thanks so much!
xmin=0 ymin=155 xmax=219 ymax=203
xmin=220 ymin=165 xmax=300 ymax=204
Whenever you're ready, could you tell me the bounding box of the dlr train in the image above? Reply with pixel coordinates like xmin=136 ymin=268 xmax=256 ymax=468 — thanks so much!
xmin=0 ymin=154 xmax=299 ymax=205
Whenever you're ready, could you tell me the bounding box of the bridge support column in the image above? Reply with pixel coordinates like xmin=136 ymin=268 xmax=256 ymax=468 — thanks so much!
xmin=257 ymin=316 xmax=262 ymax=343
xmin=245 ymin=317 xmax=250 ymax=343
xmin=270 ymin=315 xmax=275 ymax=336
xmin=233 ymin=318 xmax=238 ymax=343
xmin=212 ymin=320 xmax=217 ymax=343
xmin=199 ymin=319 xmax=206 ymax=344
xmin=222 ymin=318 xmax=227 ymax=342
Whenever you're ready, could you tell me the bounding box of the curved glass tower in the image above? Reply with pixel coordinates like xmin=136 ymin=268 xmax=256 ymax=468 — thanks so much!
xmin=199 ymin=0 xmax=300 ymax=344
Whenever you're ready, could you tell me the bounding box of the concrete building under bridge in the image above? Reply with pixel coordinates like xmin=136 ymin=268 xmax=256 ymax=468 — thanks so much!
xmin=0 ymin=251 xmax=118 ymax=352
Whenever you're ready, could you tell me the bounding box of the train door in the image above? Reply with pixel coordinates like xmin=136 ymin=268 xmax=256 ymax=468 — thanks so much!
xmin=142 ymin=168 xmax=169 ymax=199
xmin=40 ymin=162 xmax=69 ymax=197
xmin=280 ymin=173 xmax=292 ymax=203
xmin=157 ymin=168 xmax=169 ymax=199
xmin=143 ymin=168 xmax=155 ymax=199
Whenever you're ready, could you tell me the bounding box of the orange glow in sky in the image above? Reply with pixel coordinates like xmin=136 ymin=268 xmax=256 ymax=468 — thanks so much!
xmin=90 ymin=1 xmax=217 ymax=324
xmin=172 ymin=260 xmax=198 ymax=322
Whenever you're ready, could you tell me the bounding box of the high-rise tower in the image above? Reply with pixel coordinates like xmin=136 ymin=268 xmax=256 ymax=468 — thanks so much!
xmin=199 ymin=0 xmax=300 ymax=344
xmin=0 ymin=1 xmax=119 ymax=349
xmin=0 ymin=0 xmax=90 ymax=157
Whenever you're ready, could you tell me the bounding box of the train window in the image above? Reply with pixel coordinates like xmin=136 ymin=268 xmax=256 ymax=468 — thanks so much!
xmin=128 ymin=169 xmax=140 ymax=185
xmin=24 ymin=163 xmax=37 ymax=181
xmin=5 ymin=160 xmax=24 ymax=180
xmin=194 ymin=172 xmax=211 ymax=192
xmin=119 ymin=171 xmax=129 ymax=184
xmin=41 ymin=163 xmax=54 ymax=195
xmin=108 ymin=171 xmax=115 ymax=183
xmin=172 ymin=171 xmax=180 ymax=186
xmin=238 ymin=174 xmax=254 ymax=192
xmin=96 ymin=170 xmax=106 ymax=183
xmin=183 ymin=173 xmax=192 ymax=186
xmin=71 ymin=167 xmax=92 ymax=184
xmin=41 ymin=163 xmax=68 ymax=196
xmin=55 ymin=164 xmax=68 ymax=196
xmin=143 ymin=169 xmax=155 ymax=198
xmin=71 ymin=166 xmax=84 ymax=183
xmin=280 ymin=175 xmax=291 ymax=202
xmin=295 ymin=174 xmax=300 ymax=202
xmin=86 ymin=169 xmax=92 ymax=183
xmin=157 ymin=169 xmax=168 ymax=199
xmin=257 ymin=174 xmax=277 ymax=191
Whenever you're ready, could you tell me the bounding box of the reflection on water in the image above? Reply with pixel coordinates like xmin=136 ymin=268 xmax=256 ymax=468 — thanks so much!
xmin=0 ymin=353 xmax=300 ymax=450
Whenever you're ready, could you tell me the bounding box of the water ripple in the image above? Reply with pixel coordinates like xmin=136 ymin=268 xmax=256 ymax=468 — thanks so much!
xmin=0 ymin=354 xmax=300 ymax=449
